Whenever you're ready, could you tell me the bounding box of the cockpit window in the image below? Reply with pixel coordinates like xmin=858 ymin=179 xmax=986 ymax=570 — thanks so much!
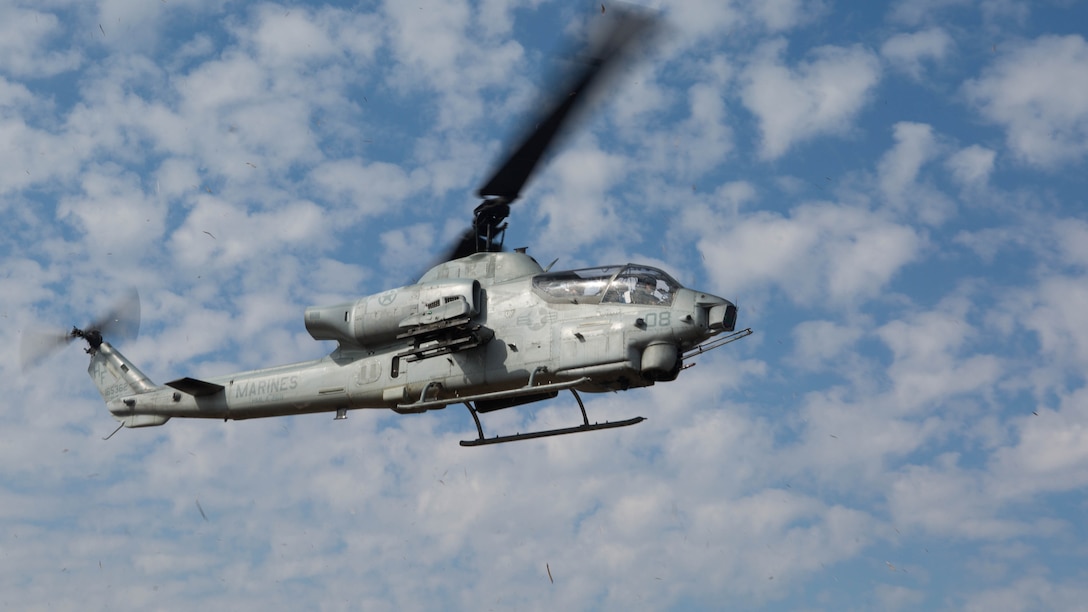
xmin=600 ymin=266 xmax=679 ymax=305
xmin=533 ymin=265 xmax=680 ymax=306
xmin=532 ymin=266 xmax=620 ymax=303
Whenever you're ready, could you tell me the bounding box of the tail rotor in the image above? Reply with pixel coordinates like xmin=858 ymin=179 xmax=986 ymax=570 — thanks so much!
xmin=20 ymin=289 xmax=141 ymax=370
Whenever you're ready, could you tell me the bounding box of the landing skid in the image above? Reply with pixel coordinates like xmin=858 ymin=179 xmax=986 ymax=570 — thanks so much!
xmin=460 ymin=388 xmax=644 ymax=447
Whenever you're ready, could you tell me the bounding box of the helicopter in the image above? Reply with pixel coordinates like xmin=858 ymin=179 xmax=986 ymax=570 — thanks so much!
xmin=23 ymin=8 xmax=751 ymax=447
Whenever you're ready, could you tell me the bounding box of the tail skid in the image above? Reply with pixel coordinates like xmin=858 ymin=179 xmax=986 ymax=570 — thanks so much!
xmin=88 ymin=342 xmax=169 ymax=428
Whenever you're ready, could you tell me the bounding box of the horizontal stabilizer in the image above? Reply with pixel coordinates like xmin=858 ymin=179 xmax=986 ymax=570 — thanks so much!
xmin=166 ymin=377 xmax=225 ymax=397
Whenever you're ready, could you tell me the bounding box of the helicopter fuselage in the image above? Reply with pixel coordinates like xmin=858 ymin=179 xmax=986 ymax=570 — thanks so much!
xmin=94 ymin=252 xmax=740 ymax=432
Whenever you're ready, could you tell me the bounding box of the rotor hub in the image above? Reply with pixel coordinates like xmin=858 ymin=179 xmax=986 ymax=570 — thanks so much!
xmin=72 ymin=327 xmax=104 ymax=351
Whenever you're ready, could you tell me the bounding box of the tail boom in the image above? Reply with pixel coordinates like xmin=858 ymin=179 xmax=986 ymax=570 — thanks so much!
xmin=89 ymin=342 xmax=170 ymax=428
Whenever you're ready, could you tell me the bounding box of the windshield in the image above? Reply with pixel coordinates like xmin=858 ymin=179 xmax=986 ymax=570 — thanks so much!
xmin=533 ymin=265 xmax=681 ymax=306
xmin=532 ymin=266 xmax=620 ymax=303
xmin=600 ymin=266 xmax=680 ymax=305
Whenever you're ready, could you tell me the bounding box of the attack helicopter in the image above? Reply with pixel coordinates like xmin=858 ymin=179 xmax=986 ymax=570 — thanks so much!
xmin=23 ymin=9 xmax=751 ymax=446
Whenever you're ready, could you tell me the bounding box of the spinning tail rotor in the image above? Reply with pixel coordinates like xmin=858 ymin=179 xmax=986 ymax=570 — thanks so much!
xmin=20 ymin=289 xmax=141 ymax=370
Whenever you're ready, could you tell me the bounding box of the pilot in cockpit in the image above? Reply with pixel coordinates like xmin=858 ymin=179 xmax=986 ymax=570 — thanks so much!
xmin=621 ymin=276 xmax=666 ymax=305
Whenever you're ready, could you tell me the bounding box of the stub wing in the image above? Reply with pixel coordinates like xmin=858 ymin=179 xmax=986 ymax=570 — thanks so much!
xmin=166 ymin=377 xmax=225 ymax=397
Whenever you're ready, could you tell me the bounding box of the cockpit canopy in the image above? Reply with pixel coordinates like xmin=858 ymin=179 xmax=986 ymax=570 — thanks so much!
xmin=532 ymin=264 xmax=682 ymax=306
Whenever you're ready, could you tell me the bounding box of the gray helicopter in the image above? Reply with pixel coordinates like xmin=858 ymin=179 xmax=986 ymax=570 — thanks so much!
xmin=24 ymin=9 xmax=751 ymax=446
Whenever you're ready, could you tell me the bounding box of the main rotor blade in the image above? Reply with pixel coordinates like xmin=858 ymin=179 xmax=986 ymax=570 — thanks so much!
xmin=476 ymin=8 xmax=658 ymax=203
xmin=441 ymin=226 xmax=482 ymax=263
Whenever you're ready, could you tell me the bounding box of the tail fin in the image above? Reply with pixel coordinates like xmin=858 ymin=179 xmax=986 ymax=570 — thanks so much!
xmin=88 ymin=342 xmax=169 ymax=427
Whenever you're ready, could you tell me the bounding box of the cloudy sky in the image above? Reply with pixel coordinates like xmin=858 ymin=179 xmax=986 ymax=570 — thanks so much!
xmin=4 ymin=0 xmax=1088 ymax=609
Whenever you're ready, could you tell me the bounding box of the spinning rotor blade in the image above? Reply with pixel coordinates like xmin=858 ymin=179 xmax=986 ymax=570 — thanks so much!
xmin=19 ymin=329 xmax=74 ymax=371
xmin=440 ymin=199 xmax=512 ymax=262
xmin=19 ymin=289 xmax=141 ymax=371
xmin=88 ymin=288 xmax=141 ymax=343
xmin=439 ymin=7 xmax=659 ymax=264
xmin=477 ymin=8 xmax=658 ymax=203
xmin=441 ymin=226 xmax=488 ymax=264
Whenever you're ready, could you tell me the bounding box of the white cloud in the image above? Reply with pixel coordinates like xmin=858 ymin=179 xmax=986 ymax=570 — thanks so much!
xmin=247 ymin=7 xmax=339 ymax=65
xmin=962 ymin=577 xmax=1088 ymax=612
xmin=662 ymin=0 xmax=822 ymax=39
xmin=664 ymin=82 xmax=735 ymax=179
xmin=383 ymin=0 xmax=471 ymax=82
xmin=672 ymin=181 xmax=757 ymax=241
xmin=0 ymin=92 xmax=80 ymax=197
xmin=749 ymin=0 xmax=825 ymax=32
xmin=659 ymin=0 xmax=745 ymax=40
xmin=56 ymin=165 xmax=167 ymax=258
xmin=241 ymin=4 xmax=383 ymax=69
xmin=874 ymin=122 xmax=935 ymax=199
xmin=608 ymin=59 xmax=672 ymax=127
xmin=888 ymin=455 xmax=1041 ymax=539
xmin=1053 ymin=218 xmax=1088 ymax=269
xmin=791 ymin=319 xmax=864 ymax=367
xmin=699 ymin=202 xmax=921 ymax=305
xmin=879 ymin=123 xmax=937 ymax=194
xmin=533 ymin=144 xmax=627 ymax=253
xmin=963 ymin=34 xmax=1088 ymax=167
xmin=0 ymin=6 xmax=81 ymax=77
xmin=379 ymin=222 xmax=438 ymax=280
xmin=876 ymin=296 xmax=1004 ymax=414
xmin=946 ymin=144 xmax=996 ymax=187
xmin=874 ymin=584 xmax=926 ymax=611
xmin=881 ymin=27 xmax=954 ymax=79
xmin=306 ymin=258 xmax=371 ymax=302
xmin=741 ymin=39 xmax=881 ymax=159
xmin=177 ymin=51 xmax=266 ymax=113
xmin=784 ymin=387 xmax=945 ymax=485
xmin=888 ymin=0 xmax=971 ymax=26
xmin=381 ymin=0 xmax=525 ymax=128
xmin=0 ymin=76 xmax=35 ymax=109
xmin=877 ymin=121 xmax=953 ymax=224
xmin=989 ymin=385 xmax=1088 ymax=499
xmin=168 ymin=195 xmax=328 ymax=269
xmin=1022 ymin=274 xmax=1088 ymax=369
xmin=309 ymin=159 xmax=421 ymax=218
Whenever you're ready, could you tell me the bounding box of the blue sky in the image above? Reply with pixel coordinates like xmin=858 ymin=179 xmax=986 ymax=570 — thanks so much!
xmin=4 ymin=0 xmax=1088 ymax=610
